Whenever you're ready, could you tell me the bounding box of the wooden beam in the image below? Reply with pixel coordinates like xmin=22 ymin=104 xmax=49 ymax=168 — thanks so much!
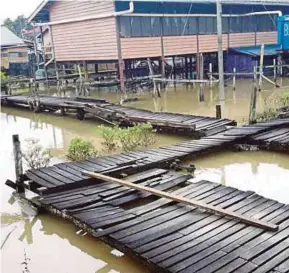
xmin=82 ymin=171 xmax=278 ymax=232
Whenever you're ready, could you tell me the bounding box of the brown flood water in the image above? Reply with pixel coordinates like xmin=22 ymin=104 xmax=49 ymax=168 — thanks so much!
xmin=1 ymin=80 xmax=289 ymax=273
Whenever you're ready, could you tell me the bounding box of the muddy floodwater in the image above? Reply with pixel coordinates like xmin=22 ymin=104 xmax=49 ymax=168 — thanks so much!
xmin=1 ymin=81 xmax=289 ymax=273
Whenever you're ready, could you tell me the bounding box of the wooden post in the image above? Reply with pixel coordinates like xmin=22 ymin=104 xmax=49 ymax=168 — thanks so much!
xmin=209 ymin=63 xmax=213 ymax=88
xmin=253 ymin=65 xmax=257 ymax=82
xmin=249 ymin=83 xmax=258 ymax=124
xmin=258 ymin=44 xmax=264 ymax=91
xmin=273 ymin=58 xmax=277 ymax=84
xmin=160 ymin=17 xmax=165 ymax=78
xmin=216 ymin=104 xmax=222 ymax=119
xmin=233 ymin=67 xmax=236 ymax=90
xmin=82 ymin=171 xmax=278 ymax=231
xmin=199 ymin=53 xmax=204 ymax=102
xmin=172 ymin=56 xmax=176 ymax=80
xmin=95 ymin=63 xmax=98 ymax=74
xmin=216 ymin=0 xmax=225 ymax=101
xmin=185 ymin=56 xmax=188 ymax=79
xmin=189 ymin=56 xmax=193 ymax=79
xmin=12 ymin=135 xmax=24 ymax=193
xmin=83 ymin=60 xmax=88 ymax=82
xmin=115 ymin=17 xmax=126 ymax=94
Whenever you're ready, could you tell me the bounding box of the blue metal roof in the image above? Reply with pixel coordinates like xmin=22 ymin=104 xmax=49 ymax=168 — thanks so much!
xmin=230 ymin=44 xmax=282 ymax=57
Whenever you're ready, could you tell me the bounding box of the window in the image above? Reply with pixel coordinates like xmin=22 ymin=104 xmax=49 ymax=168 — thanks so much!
xmin=119 ymin=17 xmax=131 ymax=37
xmin=131 ymin=17 xmax=142 ymax=37
xmin=8 ymin=52 xmax=27 ymax=58
xmin=1 ymin=52 xmax=8 ymax=58
xmin=199 ymin=17 xmax=216 ymax=34
xmin=141 ymin=17 xmax=152 ymax=36
xmin=19 ymin=52 xmax=27 ymax=57
xmin=188 ymin=17 xmax=197 ymax=35
xmin=151 ymin=17 xmax=161 ymax=36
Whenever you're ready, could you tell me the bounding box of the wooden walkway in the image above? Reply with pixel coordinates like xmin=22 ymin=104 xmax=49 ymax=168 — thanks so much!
xmin=18 ymin=168 xmax=289 ymax=273
xmin=1 ymin=95 xmax=235 ymax=137
xmin=16 ymin=117 xmax=289 ymax=194
xmin=249 ymin=127 xmax=289 ymax=152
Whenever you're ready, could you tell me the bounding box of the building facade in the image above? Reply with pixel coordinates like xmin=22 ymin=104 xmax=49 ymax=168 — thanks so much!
xmin=28 ymin=0 xmax=289 ymax=83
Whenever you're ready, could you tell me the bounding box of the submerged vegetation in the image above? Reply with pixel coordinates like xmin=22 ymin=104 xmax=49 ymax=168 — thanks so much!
xmin=22 ymin=139 xmax=51 ymax=169
xmin=100 ymin=123 xmax=157 ymax=152
xmin=66 ymin=123 xmax=157 ymax=160
xmin=66 ymin=137 xmax=97 ymax=161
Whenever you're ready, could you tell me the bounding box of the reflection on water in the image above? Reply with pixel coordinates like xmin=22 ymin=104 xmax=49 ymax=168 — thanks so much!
xmin=1 ymin=81 xmax=289 ymax=273
xmin=190 ymin=151 xmax=289 ymax=204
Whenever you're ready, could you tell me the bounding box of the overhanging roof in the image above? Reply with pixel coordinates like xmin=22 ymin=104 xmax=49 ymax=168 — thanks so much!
xmin=1 ymin=26 xmax=25 ymax=47
xmin=28 ymin=0 xmax=289 ymax=23
xmin=230 ymin=44 xmax=282 ymax=57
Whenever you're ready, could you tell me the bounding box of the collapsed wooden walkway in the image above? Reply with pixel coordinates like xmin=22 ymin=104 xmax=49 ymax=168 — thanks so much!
xmin=9 ymin=117 xmax=289 ymax=195
xmin=13 ymin=169 xmax=289 ymax=273
xmin=5 ymin=118 xmax=289 ymax=272
xmin=1 ymin=95 xmax=235 ymax=137
xmin=249 ymin=127 xmax=289 ymax=151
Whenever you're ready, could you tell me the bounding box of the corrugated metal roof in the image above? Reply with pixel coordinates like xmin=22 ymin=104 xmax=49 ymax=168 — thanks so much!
xmin=230 ymin=44 xmax=282 ymax=57
xmin=1 ymin=26 xmax=25 ymax=47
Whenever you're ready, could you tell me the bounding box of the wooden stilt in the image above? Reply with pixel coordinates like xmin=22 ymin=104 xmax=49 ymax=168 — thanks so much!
xmin=249 ymin=83 xmax=258 ymax=124
xmin=216 ymin=104 xmax=222 ymax=119
xmin=273 ymin=58 xmax=277 ymax=84
xmin=258 ymin=44 xmax=264 ymax=91
xmin=12 ymin=135 xmax=24 ymax=193
xmin=199 ymin=54 xmax=204 ymax=102
xmin=209 ymin=63 xmax=213 ymax=88
xmin=233 ymin=67 xmax=236 ymax=90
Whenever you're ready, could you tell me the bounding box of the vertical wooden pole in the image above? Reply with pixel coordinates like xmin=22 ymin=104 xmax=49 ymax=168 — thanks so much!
xmin=95 ymin=63 xmax=98 ymax=74
xmin=160 ymin=17 xmax=165 ymax=78
xmin=185 ymin=57 xmax=188 ymax=79
xmin=172 ymin=56 xmax=176 ymax=79
xmin=189 ymin=56 xmax=193 ymax=79
xmin=249 ymin=83 xmax=258 ymax=124
xmin=216 ymin=0 xmax=225 ymax=101
xmin=258 ymin=44 xmax=264 ymax=91
xmin=33 ymin=25 xmax=39 ymax=71
xmin=209 ymin=63 xmax=213 ymax=88
xmin=49 ymin=26 xmax=59 ymax=82
xmin=115 ymin=17 xmax=125 ymax=94
xmin=233 ymin=67 xmax=236 ymax=90
xmin=199 ymin=53 xmax=204 ymax=102
xmin=83 ymin=60 xmax=88 ymax=81
xmin=216 ymin=104 xmax=222 ymax=119
xmin=273 ymin=58 xmax=277 ymax=83
xmin=12 ymin=135 xmax=24 ymax=193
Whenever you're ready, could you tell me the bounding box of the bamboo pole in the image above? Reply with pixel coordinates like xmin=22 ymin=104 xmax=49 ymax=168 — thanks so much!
xmin=82 ymin=171 xmax=278 ymax=231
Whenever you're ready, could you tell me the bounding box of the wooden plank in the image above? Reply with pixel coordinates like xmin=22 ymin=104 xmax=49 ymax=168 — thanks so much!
xmin=83 ymin=171 xmax=278 ymax=231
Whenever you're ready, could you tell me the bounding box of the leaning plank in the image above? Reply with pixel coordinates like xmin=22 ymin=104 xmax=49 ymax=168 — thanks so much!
xmin=82 ymin=171 xmax=278 ymax=232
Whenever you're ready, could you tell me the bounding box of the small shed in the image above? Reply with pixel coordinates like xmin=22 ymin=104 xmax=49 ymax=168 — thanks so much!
xmin=224 ymin=44 xmax=281 ymax=77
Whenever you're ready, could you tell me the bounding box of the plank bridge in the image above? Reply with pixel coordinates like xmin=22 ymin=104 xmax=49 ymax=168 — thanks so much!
xmin=1 ymin=95 xmax=235 ymax=137
xmin=4 ymin=113 xmax=289 ymax=272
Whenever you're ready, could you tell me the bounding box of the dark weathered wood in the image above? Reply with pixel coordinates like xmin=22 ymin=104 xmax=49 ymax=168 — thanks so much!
xmin=83 ymin=171 xmax=278 ymax=232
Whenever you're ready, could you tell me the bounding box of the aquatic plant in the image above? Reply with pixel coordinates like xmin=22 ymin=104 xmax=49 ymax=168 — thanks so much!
xmin=22 ymin=139 xmax=51 ymax=169
xmin=66 ymin=137 xmax=97 ymax=161
xmin=99 ymin=125 xmax=119 ymax=153
xmin=100 ymin=123 xmax=156 ymax=152
xmin=256 ymin=92 xmax=289 ymax=122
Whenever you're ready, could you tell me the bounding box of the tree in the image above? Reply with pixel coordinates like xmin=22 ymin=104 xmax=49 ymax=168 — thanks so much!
xmin=2 ymin=15 xmax=32 ymax=38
